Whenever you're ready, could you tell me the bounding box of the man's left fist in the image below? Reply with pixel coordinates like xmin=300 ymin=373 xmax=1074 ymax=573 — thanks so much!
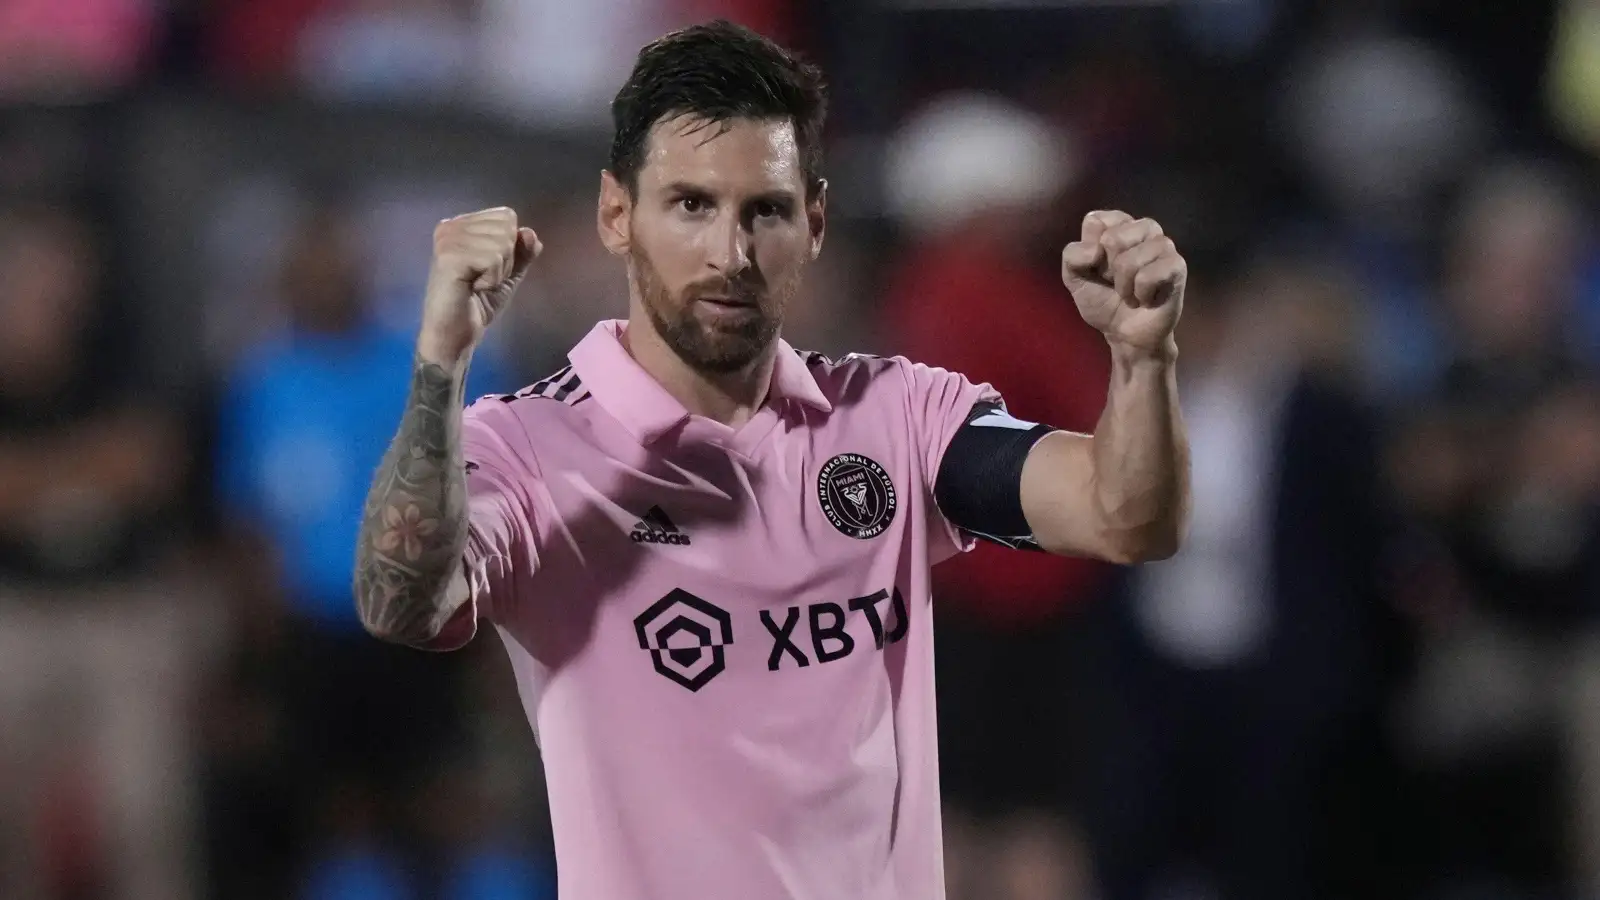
xmin=1062 ymin=210 xmax=1186 ymax=356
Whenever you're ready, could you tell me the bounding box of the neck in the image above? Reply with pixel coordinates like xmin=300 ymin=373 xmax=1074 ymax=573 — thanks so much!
xmin=622 ymin=310 xmax=776 ymax=428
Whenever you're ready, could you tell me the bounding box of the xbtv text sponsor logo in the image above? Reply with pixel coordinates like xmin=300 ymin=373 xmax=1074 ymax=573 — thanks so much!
xmin=634 ymin=587 xmax=909 ymax=691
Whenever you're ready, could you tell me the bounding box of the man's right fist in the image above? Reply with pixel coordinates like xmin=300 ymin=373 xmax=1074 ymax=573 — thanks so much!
xmin=418 ymin=207 xmax=541 ymax=366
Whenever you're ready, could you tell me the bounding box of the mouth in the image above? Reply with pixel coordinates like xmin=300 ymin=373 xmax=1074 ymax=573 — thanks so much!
xmin=695 ymin=295 xmax=758 ymax=310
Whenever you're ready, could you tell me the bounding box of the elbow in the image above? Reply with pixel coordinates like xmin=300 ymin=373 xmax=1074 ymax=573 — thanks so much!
xmin=351 ymin=565 xmax=385 ymax=642
xmin=352 ymin=587 xmax=405 ymax=645
xmin=1098 ymin=518 xmax=1186 ymax=565
xmin=356 ymin=608 xmax=408 ymax=645
xmin=355 ymin=601 xmax=447 ymax=647
xmin=350 ymin=572 xmax=431 ymax=646
xmin=1131 ymin=526 xmax=1184 ymax=563
xmin=1098 ymin=486 xmax=1191 ymax=564
xmin=351 ymin=563 xmax=469 ymax=649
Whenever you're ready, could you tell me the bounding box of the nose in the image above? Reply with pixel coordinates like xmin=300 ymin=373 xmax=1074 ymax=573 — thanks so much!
xmin=705 ymin=211 xmax=751 ymax=276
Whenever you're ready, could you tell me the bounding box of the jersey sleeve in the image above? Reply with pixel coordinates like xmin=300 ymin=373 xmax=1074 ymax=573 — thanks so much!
xmin=898 ymin=360 xmax=1003 ymax=564
xmin=428 ymin=398 xmax=544 ymax=649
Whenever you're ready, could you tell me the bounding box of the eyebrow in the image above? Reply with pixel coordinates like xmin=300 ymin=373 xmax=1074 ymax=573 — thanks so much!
xmin=660 ymin=182 xmax=798 ymax=205
xmin=661 ymin=181 xmax=713 ymax=198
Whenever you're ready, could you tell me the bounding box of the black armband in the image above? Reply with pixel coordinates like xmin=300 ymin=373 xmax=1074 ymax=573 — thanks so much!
xmin=933 ymin=401 xmax=1056 ymax=551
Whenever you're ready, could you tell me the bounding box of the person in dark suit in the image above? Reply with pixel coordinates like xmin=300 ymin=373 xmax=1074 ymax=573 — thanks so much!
xmin=1075 ymin=250 xmax=1401 ymax=900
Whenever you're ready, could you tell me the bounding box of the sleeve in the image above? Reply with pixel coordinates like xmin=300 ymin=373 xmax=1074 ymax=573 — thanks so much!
xmin=899 ymin=360 xmax=1002 ymax=563
xmin=448 ymin=398 xmax=545 ymax=637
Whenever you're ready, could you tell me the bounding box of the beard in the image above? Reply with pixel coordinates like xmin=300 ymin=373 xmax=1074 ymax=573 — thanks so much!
xmin=630 ymin=244 xmax=795 ymax=374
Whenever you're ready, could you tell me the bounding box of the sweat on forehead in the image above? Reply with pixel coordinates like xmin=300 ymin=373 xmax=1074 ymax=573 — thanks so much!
xmin=636 ymin=117 xmax=803 ymax=185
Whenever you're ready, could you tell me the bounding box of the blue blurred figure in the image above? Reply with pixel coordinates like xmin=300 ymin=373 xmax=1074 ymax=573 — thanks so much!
xmin=206 ymin=202 xmax=507 ymax=898
xmin=218 ymin=203 xmax=507 ymax=629
xmin=303 ymin=846 xmax=414 ymax=900
xmin=445 ymin=843 xmax=557 ymax=900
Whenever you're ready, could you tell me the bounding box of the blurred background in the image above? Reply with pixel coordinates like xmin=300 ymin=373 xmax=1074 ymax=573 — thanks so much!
xmin=1 ymin=0 xmax=1599 ymax=898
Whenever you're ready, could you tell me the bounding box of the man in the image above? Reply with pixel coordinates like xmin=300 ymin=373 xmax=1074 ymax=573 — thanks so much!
xmin=1077 ymin=252 xmax=1394 ymax=900
xmin=877 ymin=93 xmax=1111 ymax=899
xmin=215 ymin=202 xmax=508 ymax=897
xmin=352 ymin=20 xmax=1190 ymax=900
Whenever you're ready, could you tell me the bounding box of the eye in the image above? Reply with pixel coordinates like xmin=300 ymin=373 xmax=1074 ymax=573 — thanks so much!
xmin=679 ymin=196 xmax=706 ymax=214
xmin=754 ymin=200 xmax=780 ymax=219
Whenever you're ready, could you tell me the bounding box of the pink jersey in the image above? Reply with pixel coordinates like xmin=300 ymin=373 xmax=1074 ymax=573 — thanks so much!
xmin=456 ymin=319 xmax=998 ymax=900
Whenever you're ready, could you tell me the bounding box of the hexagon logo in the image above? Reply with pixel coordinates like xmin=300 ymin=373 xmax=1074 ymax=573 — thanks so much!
xmin=633 ymin=589 xmax=735 ymax=692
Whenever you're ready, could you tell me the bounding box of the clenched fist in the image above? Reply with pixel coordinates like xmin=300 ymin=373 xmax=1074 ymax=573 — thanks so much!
xmin=417 ymin=207 xmax=541 ymax=366
xmin=1062 ymin=210 xmax=1186 ymax=356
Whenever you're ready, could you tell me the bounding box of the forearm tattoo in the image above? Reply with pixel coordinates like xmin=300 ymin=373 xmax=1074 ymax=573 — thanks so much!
xmin=353 ymin=355 xmax=470 ymax=643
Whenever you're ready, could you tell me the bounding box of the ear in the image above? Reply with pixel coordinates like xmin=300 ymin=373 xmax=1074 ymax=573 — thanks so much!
xmin=597 ymin=170 xmax=632 ymax=256
xmin=807 ymin=178 xmax=827 ymax=261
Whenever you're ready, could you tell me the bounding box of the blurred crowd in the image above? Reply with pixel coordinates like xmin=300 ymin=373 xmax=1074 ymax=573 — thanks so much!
xmin=2 ymin=0 xmax=1600 ymax=899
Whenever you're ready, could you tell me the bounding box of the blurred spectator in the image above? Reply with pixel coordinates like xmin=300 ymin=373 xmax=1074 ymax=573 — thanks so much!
xmin=0 ymin=203 xmax=186 ymax=582
xmin=208 ymin=0 xmax=477 ymax=101
xmin=206 ymin=0 xmax=331 ymax=87
xmin=673 ymin=0 xmax=803 ymax=47
xmin=195 ymin=176 xmax=499 ymax=373
xmin=204 ymin=202 xmax=506 ymax=897
xmin=296 ymin=0 xmax=476 ymax=104
xmin=196 ymin=176 xmax=310 ymax=370
xmin=878 ymin=92 xmax=1109 ymax=900
xmin=1277 ymin=7 xmax=1491 ymax=400
xmin=472 ymin=0 xmax=800 ymax=128
xmin=1076 ymin=251 xmax=1394 ymax=900
xmin=1391 ymin=161 xmax=1600 ymax=896
xmin=473 ymin=0 xmax=671 ymax=127
xmin=214 ymin=201 xmax=503 ymax=628
xmin=1279 ymin=12 xmax=1487 ymax=238
xmin=0 ymin=0 xmax=160 ymax=100
xmin=0 ymin=202 xmax=208 ymax=900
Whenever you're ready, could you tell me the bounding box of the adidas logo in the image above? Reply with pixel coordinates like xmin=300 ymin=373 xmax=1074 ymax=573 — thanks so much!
xmin=630 ymin=505 xmax=691 ymax=546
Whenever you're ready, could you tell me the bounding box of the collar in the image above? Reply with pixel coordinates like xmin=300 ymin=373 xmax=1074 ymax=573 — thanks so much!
xmin=567 ymin=319 xmax=832 ymax=446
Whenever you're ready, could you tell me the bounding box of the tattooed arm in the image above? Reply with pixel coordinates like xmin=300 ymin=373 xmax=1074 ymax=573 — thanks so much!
xmin=353 ymin=206 xmax=541 ymax=646
xmin=353 ymin=355 xmax=472 ymax=645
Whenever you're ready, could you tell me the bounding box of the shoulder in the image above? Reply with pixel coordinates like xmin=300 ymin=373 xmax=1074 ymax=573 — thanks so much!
xmin=793 ymin=349 xmax=989 ymax=417
xmin=463 ymin=363 xmax=594 ymax=459
xmin=463 ymin=365 xmax=597 ymax=479
xmin=467 ymin=364 xmax=592 ymax=418
xmin=791 ymin=348 xmax=950 ymax=400
xmin=800 ymin=347 xmax=985 ymax=409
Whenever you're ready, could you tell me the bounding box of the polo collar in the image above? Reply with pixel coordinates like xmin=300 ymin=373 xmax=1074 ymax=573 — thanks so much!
xmin=567 ymin=319 xmax=831 ymax=446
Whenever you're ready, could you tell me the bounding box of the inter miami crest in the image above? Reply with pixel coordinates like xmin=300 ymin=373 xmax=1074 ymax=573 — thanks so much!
xmin=817 ymin=453 xmax=897 ymax=540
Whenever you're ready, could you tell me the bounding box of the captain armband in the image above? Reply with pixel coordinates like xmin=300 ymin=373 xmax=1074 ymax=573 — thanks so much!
xmin=932 ymin=401 xmax=1056 ymax=552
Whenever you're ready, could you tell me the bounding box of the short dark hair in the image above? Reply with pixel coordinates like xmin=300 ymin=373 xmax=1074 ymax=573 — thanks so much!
xmin=608 ymin=20 xmax=827 ymax=196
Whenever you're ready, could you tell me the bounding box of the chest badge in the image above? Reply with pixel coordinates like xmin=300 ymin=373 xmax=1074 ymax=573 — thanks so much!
xmin=818 ymin=453 xmax=897 ymax=539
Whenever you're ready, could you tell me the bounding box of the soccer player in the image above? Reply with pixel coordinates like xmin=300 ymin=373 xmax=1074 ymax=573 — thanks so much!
xmin=352 ymin=20 xmax=1190 ymax=900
